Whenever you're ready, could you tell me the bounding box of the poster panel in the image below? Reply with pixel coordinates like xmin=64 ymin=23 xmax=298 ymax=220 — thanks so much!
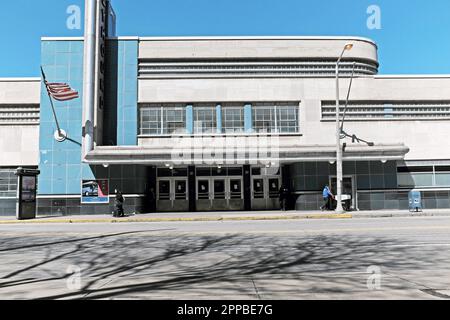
xmin=22 ymin=176 xmax=37 ymax=202
xmin=81 ymin=179 xmax=109 ymax=204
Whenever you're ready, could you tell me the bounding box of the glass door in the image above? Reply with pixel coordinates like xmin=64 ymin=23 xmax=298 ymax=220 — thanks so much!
xmin=213 ymin=179 xmax=226 ymax=200
xmin=158 ymin=180 xmax=171 ymax=200
xmin=251 ymin=174 xmax=281 ymax=210
xmin=268 ymin=178 xmax=279 ymax=199
xmin=197 ymin=179 xmax=210 ymax=200
xmin=174 ymin=180 xmax=187 ymax=200
xmin=253 ymin=178 xmax=265 ymax=199
xmin=195 ymin=171 xmax=244 ymax=211
xmin=229 ymin=179 xmax=242 ymax=199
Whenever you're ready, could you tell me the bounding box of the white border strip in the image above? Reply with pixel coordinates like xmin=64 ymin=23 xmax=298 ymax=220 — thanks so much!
xmin=37 ymin=194 xmax=146 ymax=199
xmin=375 ymin=74 xmax=450 ymax=79
xmin=40 ymin=36 xmax=138 ymax=41
xmin=0 ymin=78 xmax=41 ymax=82
xmin=358 ymin=188 xmax=450 ymax=193
xmin=138 ymin=35 xmax=377 ymax=46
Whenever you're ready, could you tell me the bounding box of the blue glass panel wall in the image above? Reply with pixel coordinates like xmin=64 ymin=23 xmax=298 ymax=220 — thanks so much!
xmin=39 ymin=39 xmax=142 ymax=198
xmin=216 ymin=104 xmax=222 ymax=134
xmin=186 ymin=105 xmax=193 ymax=134
xmin=39 ymin=40 xmax=91 ymax=195
xmin=244 ymin=104 xmax=253 ymax=133
xmin=116 ymin=40 xmax=138 ymax=146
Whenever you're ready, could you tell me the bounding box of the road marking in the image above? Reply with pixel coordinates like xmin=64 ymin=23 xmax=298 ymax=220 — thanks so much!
xmin=136 ymin=225 xmax=450 ymax=236
xmin=1 ymin=219 xmax=450 ymax=239
xmin=0 ymin=214 xmax=352 ymax=225
xmin=2 ymin=226 xmax=450 ymax=239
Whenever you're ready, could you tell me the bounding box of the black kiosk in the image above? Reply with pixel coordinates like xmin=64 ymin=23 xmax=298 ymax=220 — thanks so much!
xmin=15 ymin=167 xmax=40 ymax=220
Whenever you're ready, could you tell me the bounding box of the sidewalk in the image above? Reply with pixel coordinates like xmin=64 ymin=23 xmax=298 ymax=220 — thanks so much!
xmin=1 ymin=209 xmax=450 ymax=224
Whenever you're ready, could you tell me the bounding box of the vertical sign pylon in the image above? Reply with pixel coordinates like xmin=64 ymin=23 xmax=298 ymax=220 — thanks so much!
xmin=82 ymin=0 xmax=116 ymax=161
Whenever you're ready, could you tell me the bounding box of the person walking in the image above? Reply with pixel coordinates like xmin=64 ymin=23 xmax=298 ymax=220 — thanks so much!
xmin=115 ymin=190 xmax=125 ymax=217
xmin=148 ymin=187 xmax=156 ymax=213
xmin=279 ymin=184 xmax=290 ymax=211
xmin=321 ymin=185 xmax=334 ymax=211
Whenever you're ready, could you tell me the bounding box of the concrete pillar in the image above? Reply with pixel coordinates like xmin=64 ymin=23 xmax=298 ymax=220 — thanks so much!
xmin=82 ymin=0 xmax=97 ymax=160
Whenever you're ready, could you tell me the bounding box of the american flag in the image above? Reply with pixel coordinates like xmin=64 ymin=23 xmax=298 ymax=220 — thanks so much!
xmin=44 ymin=81 xmax=79 ymax=102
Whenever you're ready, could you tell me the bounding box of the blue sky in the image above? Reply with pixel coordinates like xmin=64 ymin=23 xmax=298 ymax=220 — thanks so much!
xmin=0 ymin=0 xmax=449 ymax=76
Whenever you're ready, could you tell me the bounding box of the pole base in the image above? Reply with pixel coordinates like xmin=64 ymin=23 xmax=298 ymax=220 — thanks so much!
xmin=335 ymin=205 xmax=345 ymax=214
xmin=54 ymin=129 xmax=67 ymax=142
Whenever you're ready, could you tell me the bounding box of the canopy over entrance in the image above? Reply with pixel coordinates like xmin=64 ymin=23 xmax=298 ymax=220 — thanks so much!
xmin=84 ymin=143 xmax=409 ymax=165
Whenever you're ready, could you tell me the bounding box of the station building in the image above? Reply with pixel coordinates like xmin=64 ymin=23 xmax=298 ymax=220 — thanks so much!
xmin=1 ymin=32 xmax=450 ymax=215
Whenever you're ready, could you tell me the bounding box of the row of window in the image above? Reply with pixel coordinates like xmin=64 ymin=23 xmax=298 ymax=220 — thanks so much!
xmin=0 ymin=105 xmax=40 ymax=125
xmin=139 ymin=59 xmax=378 ymax=78
xmin=322 ymin=102 xmax=450 ymax=121
xmin=397 ymin=166 xmax=450 ymax=188
xmin=0 ymin=169 xmax=17 ymax=198
xmin=140 ymin=103 xmax=300 ymax=135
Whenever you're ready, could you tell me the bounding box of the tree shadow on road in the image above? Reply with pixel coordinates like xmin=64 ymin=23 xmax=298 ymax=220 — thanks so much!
xmin=0 ymin=232 xmax=446 ymax=299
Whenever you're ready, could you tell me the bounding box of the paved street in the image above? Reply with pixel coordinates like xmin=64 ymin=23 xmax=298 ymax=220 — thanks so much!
xmin=1 ymin=216 xmax=450 ymax=300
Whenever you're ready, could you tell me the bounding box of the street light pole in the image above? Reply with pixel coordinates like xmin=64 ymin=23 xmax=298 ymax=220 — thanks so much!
xmin=335 ymin=43 xmax=353 ymax=214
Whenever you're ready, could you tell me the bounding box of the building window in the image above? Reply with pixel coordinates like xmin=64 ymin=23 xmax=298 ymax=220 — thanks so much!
xmin=0 ymin=169 xmax=17 ymax=198
xmin=139 ymin=59 xmax=378 ymax=78
xmin=277 ymin=104 xmax=299 ymax=133
xmin=222 ymin=105 xmax=244 ymax=133
xmin=194 ymin=106 xmax=216 ymax=134
xmin=140 ymin=107 xmax=161 ymax=135
xmin=322 ymin=101 xmax=450 ymax=121
xmin=253 ymin=104 xmax=276 ymax=133
xmin=163 ymin=107 xmax=185 ymax=134
xmin=397 ymin=165 xmax=450 ymax=188
xmin=435 ymin=166 xmax=450 ymax=187
xmin=253 ymin=103 xmax=299 ymax=133
xmin=140 ymin=104 xmax=186 ymax=135
xmin=0 ymin=104 xmax=40 ymax=125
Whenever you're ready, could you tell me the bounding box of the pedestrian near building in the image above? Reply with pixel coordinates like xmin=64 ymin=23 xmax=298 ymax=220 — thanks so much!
xmin=321 ymin=185 xmax=334 ymax=211
xmin=115 ymin=190 xmax=125 ymax=217
xmin=148 ymin=187 xmax=156 ymax=213
xmin=279 ymin=184 xmax=290 ymax=211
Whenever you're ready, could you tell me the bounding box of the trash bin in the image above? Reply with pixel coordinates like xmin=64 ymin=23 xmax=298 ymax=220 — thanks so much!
xmin=341 ymin=194 xmax=352 ymax=211
xmin=408 ymin=190 xmax=422 ymax=212
xmin=328 ymin=195 xmax=351 ymax=211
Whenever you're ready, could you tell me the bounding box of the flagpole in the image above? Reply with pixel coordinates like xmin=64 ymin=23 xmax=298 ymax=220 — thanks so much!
xmin=40 ymin=66 xmax=65 ymax=141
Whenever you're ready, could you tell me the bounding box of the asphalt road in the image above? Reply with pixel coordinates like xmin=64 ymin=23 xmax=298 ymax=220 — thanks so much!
xmin=1 ymin=216 xmax=450 ymax=300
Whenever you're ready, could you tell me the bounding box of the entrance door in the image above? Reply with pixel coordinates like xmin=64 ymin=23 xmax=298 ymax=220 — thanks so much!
xmin=158 ymin=179 xmax=171 ymax=201
xmin=196 ymin=177 xmax=243 ymax=211
xmin=157 ymin=178 xmax=189 ymax=212
xmin=251 ymin=176 xmax=281 ymax=210
xmin=213 ymin=179 xmax=226 ymax=200
xmin=174 ymin=180 xmax=187 ymax=200
xmin=229 ymin=179 xmax=242 ymax=199
xmin=197 ymin=179 xmax=210 ymax=200
xmin=213 ymin=178 xmax=227 ymax=210
xmin=227 ymin=178 xmax=243 ymax=210
xmin=330 ymin=176 xmax=356 ymax=210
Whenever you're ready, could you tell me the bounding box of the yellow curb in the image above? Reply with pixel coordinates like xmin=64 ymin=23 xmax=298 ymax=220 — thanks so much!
xmin=0 ymin=214 xmax=352 ymax=225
